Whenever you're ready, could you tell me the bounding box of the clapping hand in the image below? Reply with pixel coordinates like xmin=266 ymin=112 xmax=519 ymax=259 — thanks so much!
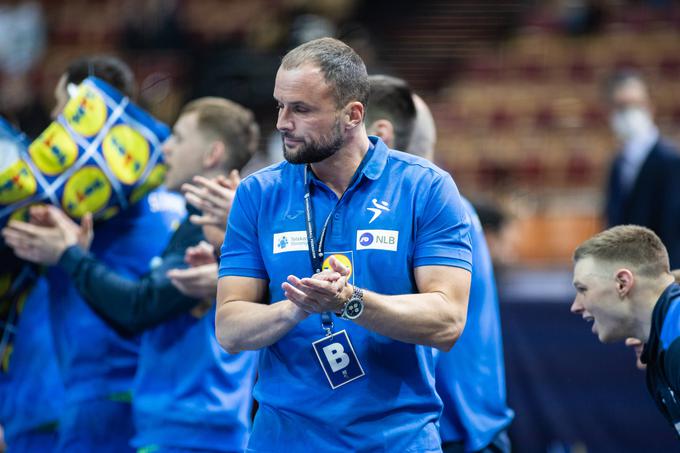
xmin=2 ymin=205 xmax=93 ymax=265
xmin=282 ymin=256 xmax=353 ymax=314
xmin=182 ymin=170 xmax=240 ymax=230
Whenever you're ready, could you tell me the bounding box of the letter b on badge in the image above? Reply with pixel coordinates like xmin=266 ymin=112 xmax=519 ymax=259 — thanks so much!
xmin=313 ymin=329 xmax=365 ymax=389
xmin=323 ymin=343 xmax=350 ymax=372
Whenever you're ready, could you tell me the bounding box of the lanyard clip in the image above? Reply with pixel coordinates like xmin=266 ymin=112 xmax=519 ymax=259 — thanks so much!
xmin=321 ymin=312 xmax=334 ymax=337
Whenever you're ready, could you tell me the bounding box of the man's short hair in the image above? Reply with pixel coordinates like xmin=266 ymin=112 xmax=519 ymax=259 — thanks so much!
xmin=180 ymin=97 xmax=260 ymax=172
xmin=602 ymin=69 xmax=646 ymax=102
xmin=574 ymin=225 xmax=670 ymax=277
xmin=281 ymin=37 xmax=369 ymax=109
xmin=365 ymin=75 xmax=416 ymax=151
xmin=64 ymin=55 xmax=135 ymax=98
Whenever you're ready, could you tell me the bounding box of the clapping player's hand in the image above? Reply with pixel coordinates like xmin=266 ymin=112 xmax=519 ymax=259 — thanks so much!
xmin=167 ymin=241 xmax=218 ymax=316
xmin=282 ymin=256 xmax=353 ymax=314
xmin=182 ymin=170 xmax=240 ymax=230
xmin=2 ymin=205 xmax=93 ymax=265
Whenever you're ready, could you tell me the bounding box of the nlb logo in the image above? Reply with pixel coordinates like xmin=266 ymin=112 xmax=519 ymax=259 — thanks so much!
xmin=322 ymin=253 xmax=353 ymax=278
xmin=359 ymin=232 xmax=374 ymax=247
xmin=29 ymin=122 xmax=79 ymax=175
xmin=130 ymin=164 xmax=166 ymax=204
xmin=63 ymin=85 xmax=108 ymax=137
xmin=102 ymin=125 xmax=150 ymax=185
xmin=0 ymin=160 xmax=37 ymax=205
xmin=62 ymin=166 xmax=112 ymax=218
xmin=356 ymin=229 xmax=399 ymax=251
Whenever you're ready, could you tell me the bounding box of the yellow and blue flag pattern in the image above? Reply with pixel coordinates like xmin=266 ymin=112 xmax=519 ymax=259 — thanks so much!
xmin=0 ymin=76 xmax=171 ymax=227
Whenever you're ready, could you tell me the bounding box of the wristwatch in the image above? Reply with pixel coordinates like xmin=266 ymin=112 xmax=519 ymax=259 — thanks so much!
xmin=339 ymin=286 xmax=364 ymax=320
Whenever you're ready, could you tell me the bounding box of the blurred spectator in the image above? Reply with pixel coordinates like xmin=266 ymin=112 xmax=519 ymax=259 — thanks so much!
xmin=603 ymin=70 xmax=680 ymax=269
xmin=0 ymin=0 xmax=48 ymax=137
xmin=561 ymin=0 xmax=605 ymax=35
xmin=120 ymin=0 xmax=187 ymax=51
xmin=0 ymin=0 xmax=45 ymax=76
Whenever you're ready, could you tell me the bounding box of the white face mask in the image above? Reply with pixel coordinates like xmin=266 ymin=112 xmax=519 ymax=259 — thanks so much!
xmin=610 ymin=107 xmax=655 ymax=143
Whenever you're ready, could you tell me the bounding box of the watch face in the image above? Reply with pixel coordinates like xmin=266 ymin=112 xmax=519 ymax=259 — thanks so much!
xmin=345 ymin=298 xmax=363 ymax=319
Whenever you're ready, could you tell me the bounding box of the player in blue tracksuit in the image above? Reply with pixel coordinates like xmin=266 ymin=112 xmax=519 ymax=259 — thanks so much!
xmin=571 ymin=225 xmax=680 ymax=437
xmin=0 ymin=253 xmax=63 ymax=453
xmin=435 ymin=199 xmax=514 ymax=453
xmin=48 ymin=188 xmax=183 ymax=453
xmin=0 ymin=119 xmax=64 ymax=453
xmin=6 ymin=98 xmax=261 ymax=452
xmin=365 ymin=75 xmax=514 ymax=453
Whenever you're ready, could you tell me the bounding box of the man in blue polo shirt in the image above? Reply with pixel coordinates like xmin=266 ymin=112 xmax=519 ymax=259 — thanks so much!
xmin=365 ymin=75 xmax=514 ymax=453
xmin=216 ymin=37 xmax=473 ymax=452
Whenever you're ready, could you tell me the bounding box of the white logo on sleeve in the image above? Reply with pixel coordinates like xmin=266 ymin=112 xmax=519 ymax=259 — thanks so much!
xmin=356 ymin=229 xmax=399 ymax=251
xmin=273 ymin=231 xmax=309 ymax=254
xmin=323 ymin=343 xmax=350 ymax=372
xmin=367 ymin=199 xmax=390 ymax=223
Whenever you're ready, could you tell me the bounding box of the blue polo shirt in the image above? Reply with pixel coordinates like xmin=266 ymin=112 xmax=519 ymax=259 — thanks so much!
xmin=219 ymin=136 xmax=472 ymax=452
xmin=435 ymin=198 xmax=514 ymax=451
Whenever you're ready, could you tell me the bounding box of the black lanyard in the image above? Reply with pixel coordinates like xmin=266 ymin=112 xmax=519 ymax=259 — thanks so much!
xmin=302 ymin=144 xmax=374 ymax=336
xmin=303 ymin=165 xmax=340 ymax=337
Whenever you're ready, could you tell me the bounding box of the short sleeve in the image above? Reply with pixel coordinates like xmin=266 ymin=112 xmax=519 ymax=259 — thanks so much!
xmin=413 ymin=173 xmax=472 ymax=271
xmin=219 ymin=181 xmax=268 ymax=280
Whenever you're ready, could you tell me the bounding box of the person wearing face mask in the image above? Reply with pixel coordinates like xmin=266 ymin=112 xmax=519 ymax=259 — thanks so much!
xmin=603 ymin=70 xmax=680 ymax=269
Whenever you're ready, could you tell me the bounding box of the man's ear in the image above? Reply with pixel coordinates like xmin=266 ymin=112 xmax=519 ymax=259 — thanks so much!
xmin=615 ymin=268 xmax=635 ymax=298
xmin=344 ymin=101 xmax=365 ymax=130
xmin=367 ymin=119 xmax=394 ymax=148
xmin=203 ymin=141 xmax=226 ymax=169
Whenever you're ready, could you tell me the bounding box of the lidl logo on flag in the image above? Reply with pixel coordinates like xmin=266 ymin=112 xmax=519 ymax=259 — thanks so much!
xmin=29 ymin=122 xmax=78 ymax=175
xmin=0 ymin=160 xmax=37 ymax=205
xmin=62 ymin=166 xmax=112 ymax=218
xmin=64 ymin=85 xmax=108 ymax=137
xmin=103 ymin=125 xmax=150 ymax=185
xmin=130 ymin=164 xmax=167 ymax=204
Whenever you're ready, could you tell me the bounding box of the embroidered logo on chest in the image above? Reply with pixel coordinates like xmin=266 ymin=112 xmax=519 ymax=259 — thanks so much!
xmin=367 ymin=198 xmax=390 ymax=223
xmin=273 ymin=230 xmax=308 ymax=253
xmin=356 ymin=230 xmax=399 ymax=251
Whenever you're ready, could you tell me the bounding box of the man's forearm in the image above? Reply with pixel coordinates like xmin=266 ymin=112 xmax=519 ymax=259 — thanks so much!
xmin=58 ymin=245 xmax=198 ymax=334
xmin=215 ymin=299 xmax=308 ymax=353
xmin=353 ymin=290 xmax=467 ymax=351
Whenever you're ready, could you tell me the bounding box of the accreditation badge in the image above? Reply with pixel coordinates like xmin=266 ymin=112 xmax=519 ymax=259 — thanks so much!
xmin=312 ymin=329 xmax=365 ymax=389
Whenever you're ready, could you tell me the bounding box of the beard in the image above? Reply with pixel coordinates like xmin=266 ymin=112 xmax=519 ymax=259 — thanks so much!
xmin=282 ymin=119 xmax=344 ymax=164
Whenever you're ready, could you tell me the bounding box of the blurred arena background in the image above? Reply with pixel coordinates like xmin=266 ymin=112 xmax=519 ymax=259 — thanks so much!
xmin=1 ymin=0 xmax=679 ymax=451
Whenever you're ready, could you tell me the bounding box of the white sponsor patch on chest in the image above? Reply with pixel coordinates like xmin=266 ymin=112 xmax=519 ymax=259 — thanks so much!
xmin=273 ymin=230 xmax=309 ymax=254
xmin=356 ymin=229 xmax=399 ymax=251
